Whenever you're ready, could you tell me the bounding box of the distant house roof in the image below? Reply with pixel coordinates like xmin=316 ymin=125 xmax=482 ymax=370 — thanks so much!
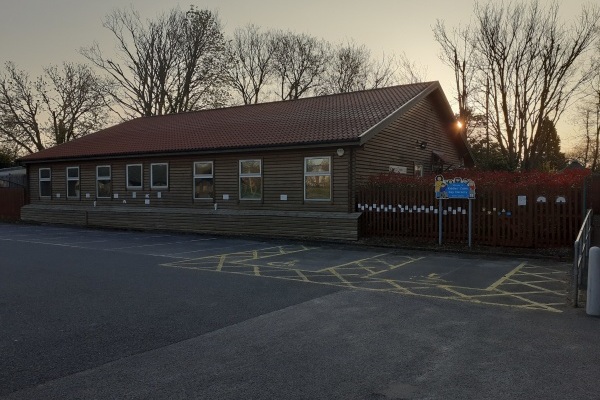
xmin=562 ymin=160 xmax=586 ymax=170
xmin=19 ymin=81 xmax=464 ymax=163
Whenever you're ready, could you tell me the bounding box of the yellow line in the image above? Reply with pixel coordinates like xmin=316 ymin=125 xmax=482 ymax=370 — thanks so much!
xmin=383 ymin=279 xmax=411 ymax=294
xmin=315 ymin=253 xmax=393 ymax=272
xmin=441 ymin=286 xmax=471 ymax=299
xmin=503 ymin=279 xmax=566 ymax=296
xmin=216 ymin=254 xmax=226 ymax=271
xmin=486 ymin=261 xmax=527 ymax=290
xmin=365 ymin=257 xmax=425 ymax=277
xmin=295 ymin=269 xmax=310 ymax=282
xmin=254 ymin=266 xmax=260 ymax=276
xmin=495 ymin=289 xmax=559 ymax=312
xmin=327 ymin=268 xmax=352 ymax=285
xmin=253 ymin=250 xmax=258 ymax=259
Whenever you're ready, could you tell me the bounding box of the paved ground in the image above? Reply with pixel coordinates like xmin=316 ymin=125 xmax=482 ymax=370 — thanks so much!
xmin=0 ymin=222 xmax=598 ymax=399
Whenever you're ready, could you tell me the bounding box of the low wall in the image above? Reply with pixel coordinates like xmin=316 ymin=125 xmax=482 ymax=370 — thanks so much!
xmin=21 ymin=204 xmax=361 ymax=241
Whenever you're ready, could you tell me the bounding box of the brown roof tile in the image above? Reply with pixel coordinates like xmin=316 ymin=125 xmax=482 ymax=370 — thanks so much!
xmin=19 ymin=82 xmax=437 ymax=162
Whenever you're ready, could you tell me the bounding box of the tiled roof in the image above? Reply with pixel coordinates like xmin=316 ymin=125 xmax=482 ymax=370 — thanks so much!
xmin=19 ymin=82 xmax=439 ymax=162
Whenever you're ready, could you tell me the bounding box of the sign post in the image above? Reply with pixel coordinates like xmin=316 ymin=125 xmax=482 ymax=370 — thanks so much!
xmin=435 ymin=176 xmax=476 ymax=247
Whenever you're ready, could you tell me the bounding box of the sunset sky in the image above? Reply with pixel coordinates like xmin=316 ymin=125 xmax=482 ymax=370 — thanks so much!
xmin=0 ymin=0 xmax=594 ymax=149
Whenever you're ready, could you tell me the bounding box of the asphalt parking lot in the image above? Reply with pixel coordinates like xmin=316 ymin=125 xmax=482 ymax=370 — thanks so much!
xmin=1 ymin=222 xmax=599 ymax=399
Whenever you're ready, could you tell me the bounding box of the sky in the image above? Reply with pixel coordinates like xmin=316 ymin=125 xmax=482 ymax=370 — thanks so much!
xmin=0 ymin=0 xmax=593 ymax=150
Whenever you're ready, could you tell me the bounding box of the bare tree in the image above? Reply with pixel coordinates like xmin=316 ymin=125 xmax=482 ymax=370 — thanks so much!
xmin=433 ymin=21 xmax=477 ymax=138
xmin=319 ymin=41 xmax=411 ymax=95
xmin=320 ymin=41 xmax=370 ymax=94
xmin=270 ymin=31 xmax=329 ymax=100
xmin=435 ymin=0 xmax=599 ymax=170
xmin=0 ymin=62 xmax=108 ymax=154
xmin=577 ymin=43 xmax=600 ymax=171
xmin=478 ymin=1 xmax=598 ymax=169
xmin=394 ymin=51 xmax=428 ymax=85
xmin=81 ymin=6 xmax=229 ymax=118
xmin=225 ymin=24 xmax=274 ymax=105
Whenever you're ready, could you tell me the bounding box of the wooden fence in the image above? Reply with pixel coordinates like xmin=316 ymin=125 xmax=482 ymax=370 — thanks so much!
xmin=0 ymin=187 xmax=27 ymax=221
xmin=356 ymin=185 xmax=584 ymax=247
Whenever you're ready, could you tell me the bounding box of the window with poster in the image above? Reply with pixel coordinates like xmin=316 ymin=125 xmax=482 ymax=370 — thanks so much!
xmin=414 ymin=163 xmax=423 ymax=177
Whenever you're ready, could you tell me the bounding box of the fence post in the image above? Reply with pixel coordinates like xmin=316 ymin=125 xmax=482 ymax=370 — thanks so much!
xmin=587 ymin=247 xmax=600 ymax=316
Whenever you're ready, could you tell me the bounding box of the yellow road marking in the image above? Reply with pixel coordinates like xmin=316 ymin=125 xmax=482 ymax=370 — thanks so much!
xmin=162 ymin=248 xmax=568 ymax=313
xmin=365 ymin=257 xmax=424 ymax=277
xmin=504 ymin=278 xmax=565 ymax=296
xmin=295 ymin=270 xmax=310 ymax=282
xmin=381 ymin=279 xmax=411 ymax=294
xmin=486 ymin=261 xmax=527 ymax=290
xmin=441 ymin=286 xmax=471 ymax=299
xmin=216 ymin=254 xmax=226 ymax=271
xmin=326 ymin=267 xmax=352 ymax=285
xmin=316 ymin=253 xmax=393 ymax=272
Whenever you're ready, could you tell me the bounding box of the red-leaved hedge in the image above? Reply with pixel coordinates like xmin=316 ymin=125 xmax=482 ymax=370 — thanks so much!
xmin=364 ymin=169 xmax=591 ymax=190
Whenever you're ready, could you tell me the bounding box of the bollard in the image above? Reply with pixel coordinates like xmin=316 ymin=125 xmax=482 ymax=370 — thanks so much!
xmin=587 ymin=247 xmax=600 ymax=316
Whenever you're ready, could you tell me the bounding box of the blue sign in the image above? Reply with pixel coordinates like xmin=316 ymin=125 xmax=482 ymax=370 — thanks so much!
xmin=435 ymin=176 xmax=476 ymax=199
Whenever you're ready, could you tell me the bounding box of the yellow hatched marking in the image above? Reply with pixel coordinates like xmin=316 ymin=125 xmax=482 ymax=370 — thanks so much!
xmin=381 ymin=279 xmax=411 ymax=294
xmin=366 ymin=257 xmax=425 ymax=277
xmin=327 ymin=267 xmax=352 ymax=285
xmin=486 ymin=261 xmax=527 ymax=290
xmin=441 ymin=286 xmax=472 ymax=299
xmin=504 ymin=278 xmax=565 ymax=296
xmin=295 ymin=270 xmax=309 ymax=282
xmin=216 ymin=254 xmax=226 ymax=271
xmin=316 ymin=253 xmax=392 ymax=272
xmin=495 ymin=289 xmax=560 ymax=312
xmin=504 ymin=278 xmax=557 ymax=284
xmin=162 ymin=249 xmax=568 ymax=313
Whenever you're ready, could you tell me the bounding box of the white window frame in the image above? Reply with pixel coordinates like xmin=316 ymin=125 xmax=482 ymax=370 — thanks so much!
xmin=39 ymin=168 xmax=51 ymax=198
xmin=96 ymin=165 xmax=112 ymax=199
xmin=239 ymin=159 xmax=262 ymax=201
xmin=66 ymin=166 xmax=80 ymax=199
xmin=304 ymin=156 xmax=332 ymax=201
xmin=150 ymin=163 xmax=169 ymax=189
xmin=193 ymin=161 xmax=214 ymax=200
xmin=126 ymin=164 xmax=143 ymax=190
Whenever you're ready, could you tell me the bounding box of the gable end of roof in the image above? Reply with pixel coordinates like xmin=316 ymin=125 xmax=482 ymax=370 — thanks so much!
xmin=358 ymin=82 xmax=442 ymax=146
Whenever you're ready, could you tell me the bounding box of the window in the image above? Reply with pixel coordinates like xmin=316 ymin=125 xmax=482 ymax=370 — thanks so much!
xmin=414 ymin=163 xmax=424 ymax=177
xmin=151 ymin=163 xmax=168 ymax=189
xmin=39 ymin=168 xmax=51 ymax=198
xmin=304 ymin=157 xmax=331 ymax=201
xmin=239 ymin=159 xmax=262 ymax=200
xmin=194 ymin=161 xmax=214 ymax=199
xmin=126 ymin=164 xmax=143 ymax=190
xmin=66 ymin=167 xmax=80 ymax=199
xmin=96 ymin=165 xmax=111 ymax=198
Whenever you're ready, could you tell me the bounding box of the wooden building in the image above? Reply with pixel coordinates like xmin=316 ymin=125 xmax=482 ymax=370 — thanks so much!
xmin=18 ymin=81 xmax=473 ymax=241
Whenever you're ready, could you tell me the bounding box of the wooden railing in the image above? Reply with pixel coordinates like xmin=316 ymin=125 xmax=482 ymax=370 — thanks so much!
xmin=356 ymin=186 xmax=584 ymax=248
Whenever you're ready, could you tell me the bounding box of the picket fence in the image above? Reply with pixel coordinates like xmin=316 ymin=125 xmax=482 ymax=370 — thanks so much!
xmin=356 ymin=185 xmax=584 ymax=247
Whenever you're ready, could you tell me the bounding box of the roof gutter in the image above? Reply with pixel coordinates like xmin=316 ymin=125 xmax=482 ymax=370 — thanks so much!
xmin=18 ymin=140 xmax=361 ymax=165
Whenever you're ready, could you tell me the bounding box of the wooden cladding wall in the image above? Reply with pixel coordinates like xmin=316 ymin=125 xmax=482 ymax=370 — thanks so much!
xmin=355 ymin=95 xmax=461 ymax=184
xmin=27 ymin=147 xmax=350 ymax=213
xmin=357 ymin=186 xmax=584 ymax=248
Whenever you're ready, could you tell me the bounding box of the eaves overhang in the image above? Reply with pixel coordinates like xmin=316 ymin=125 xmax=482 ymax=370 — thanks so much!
xmin=17 ymin=139 xmax=361 ymax=165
